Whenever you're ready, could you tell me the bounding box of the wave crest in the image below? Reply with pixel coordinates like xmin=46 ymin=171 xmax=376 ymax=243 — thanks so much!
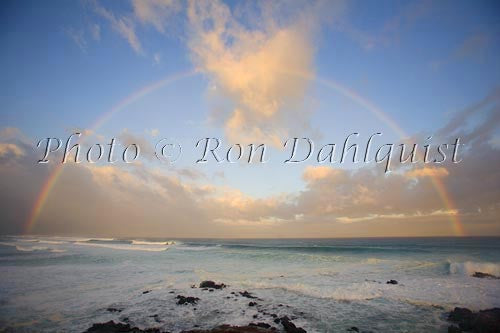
xmin=449 ymin=261 xmax=500 ymax=277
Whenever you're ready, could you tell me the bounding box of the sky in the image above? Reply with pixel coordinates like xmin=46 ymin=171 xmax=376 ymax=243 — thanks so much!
xmin=0 ymin=0 xmax=499 ymax=237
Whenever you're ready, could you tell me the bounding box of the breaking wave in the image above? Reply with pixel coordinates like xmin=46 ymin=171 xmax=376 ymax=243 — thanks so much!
xmin=74 ymin=241 xmax=168 ymax=252
xmin=448 ymin=260 xmax=500 ymax=277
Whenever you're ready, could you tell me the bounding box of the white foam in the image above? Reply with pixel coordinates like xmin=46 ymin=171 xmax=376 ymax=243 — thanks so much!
xmin=37 ymin=240 xmax=67 ymax=245
xmin=15 ymin=238 xmax=40 ymax=243
xmin=449 ymin=261 xmax=500 ymax=277
xmin=74 ymin=241 xmax=168 ymax=252
xmin=0 ymin=242 xmax=65 ymax=253
xmin=131 ymin=240 xmax=175 ymax=245
xmin=176 ymin=245 xmax=218 ymax=251
xmin=86 ymin=238 xmax=116 ymax=242
xmin=241 ymin=280 xmax=382 ymax=301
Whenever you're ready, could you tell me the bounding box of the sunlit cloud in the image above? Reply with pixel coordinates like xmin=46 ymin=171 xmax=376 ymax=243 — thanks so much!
xmin=337 ymin=209 xmax=458 ymax=224
xmin=405 ymin=167 xmax=449 ymax=178
xmin=187 ymin=0 xmax=323 ymax=146
xmin=132 ymin=0 xmax=181 ymax=33
xmin=302 ymin=166 xmax=339 ymax=182
xmin=0 ymin=143 xmax=24 ymax=158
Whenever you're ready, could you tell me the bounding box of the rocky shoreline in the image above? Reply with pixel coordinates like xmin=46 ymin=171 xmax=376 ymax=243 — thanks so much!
xmin=82 ymin=280 xmax=500 ymax=333
xmin=447 ymin=307 xmax=500 ymax=333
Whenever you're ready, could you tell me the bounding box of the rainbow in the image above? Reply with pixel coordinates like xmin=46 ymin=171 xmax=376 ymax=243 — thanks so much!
xmin=24 ymin=70 xmax=197 ymax=233
xmin=312 ymin=74 xmax=464 ymax=236
xmin=24 ymin=69 xmax=464 ymax=236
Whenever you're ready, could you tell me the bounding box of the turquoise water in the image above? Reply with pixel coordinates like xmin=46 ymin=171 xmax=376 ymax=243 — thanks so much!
xmin=0 ymin=236 xmax=499 ymax=332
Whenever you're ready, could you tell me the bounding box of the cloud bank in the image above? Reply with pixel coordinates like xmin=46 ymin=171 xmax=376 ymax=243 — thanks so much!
xmin=0 ymin=89 xmax=498 ymax=237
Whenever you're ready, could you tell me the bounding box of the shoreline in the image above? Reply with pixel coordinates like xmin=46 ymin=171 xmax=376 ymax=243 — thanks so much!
xmin=80 ymin=280 xmax=500 ymax=333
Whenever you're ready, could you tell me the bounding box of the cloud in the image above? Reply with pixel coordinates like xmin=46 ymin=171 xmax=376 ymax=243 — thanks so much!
xmin=405 ymin=167 xmax=449 ymax=178
xmin=94 ymin=3 xmax=143 ymax=55
xmin=302 ymin=166 xmax=339 ymax=182
xmin=338 ymin=0 xmax=432 ymax=51
xmin=90 ymin=23 xmax=101 ymax=41
xmin=117 ymin=129 xmax=155 ymax=160
xmin=0 ymin=143 xmax=24 ymax=158
xmin=149 ymin=128 xmax=160 ymax=137
xmin=153 ymin=52 xmax=161 ymax=65
xmin=187 ymin=0 xmax=329 ymax=146
xmin=132 ymin=0 xmax=181 ymax=33
xmin=0 ymin=127 xmax=30 ymax=144
xmin=91 ymin=0 xmax=181 ymax=56
xmin=1 ymin=87 xmax=499 ymax=238
xmin=430 ymin=31 xmax=495 ymax=71
xmin=455 ymin=32 xmax=491 ymax=62
xmin=337 ymin=209 xmax=458 ymax=224
xmin=64 ymin=28 xmax=87 ymax=51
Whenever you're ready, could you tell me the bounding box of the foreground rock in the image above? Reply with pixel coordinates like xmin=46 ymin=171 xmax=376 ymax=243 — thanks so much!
xmin=472 ymin=272 xmax=500 ymax=279
xmin=448 ymin=307 xmax=500 ymax=332
xmin=275 ymin=316 xmax=306 ymax=333
xmin=176 ymin=295 xmax=200 ymax=305
xmin=199 ymin=281 xmax=227 ymax=289
xmin=181 ymin=325 xmax=275 ymax=333
xmin=84 ymin=321 xmax=164 ymax=333
xmin=386 ymin=280 xmax=398 ymax=285
xmin=84 ymin=322 xmax=277 ymax=333
xmin=239 ymin=291 xmax=257 ymax=299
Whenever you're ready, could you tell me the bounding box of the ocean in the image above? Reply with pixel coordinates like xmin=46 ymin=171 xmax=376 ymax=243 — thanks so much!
xmin=0 ymin=236 xmax=499 ymax=332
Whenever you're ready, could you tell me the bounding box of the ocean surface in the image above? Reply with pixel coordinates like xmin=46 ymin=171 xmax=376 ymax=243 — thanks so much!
xmin=0 ymin=236 xmax=499 ymax=332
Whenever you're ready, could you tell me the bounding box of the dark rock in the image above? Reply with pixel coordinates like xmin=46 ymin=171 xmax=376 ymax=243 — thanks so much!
xmin=472 ymin=272 xmax=500 ymax=279
xmin=249 ymin=302 xmax=257 ymax=307
xmin=149 ymin=314 xmax=161 ymax=323
xmin=176 ymin=295 xmax=200 ymax=305
xmin=448 ymin=326 xmax=461 ymax=333
xmin=280 ymin=316 xmax=306 ymax=333
xmin=200 ymin=281 xmax=227 ymax=289
xmin=249 ymin=323 xmax=271 ymax=329
xmin=475 ymin=308 xmax=500 ymax=332
xmin=347 ymin=328 xmax=359 ymax=332
xmin=386 ymin=280 xmax=398 ymax=285
xmin=142 ymin=290 xmax=152 ymax=294
xmin=240 ymin=291 xmax=257 ymax=299
xmin=106 ymin=307 xmax=122 ymax=313
xmin=449 ymin=308 xmax=474 ymax=323
xmin=273 ymin=318 xmax=281 ymax=324
xmin=181 ymin=325 xmax=275 ymax=332
xmin=83 ymin=321 xmax=163 ymax=333
xmin=448 ymin=307 xmax=500 ymax=333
